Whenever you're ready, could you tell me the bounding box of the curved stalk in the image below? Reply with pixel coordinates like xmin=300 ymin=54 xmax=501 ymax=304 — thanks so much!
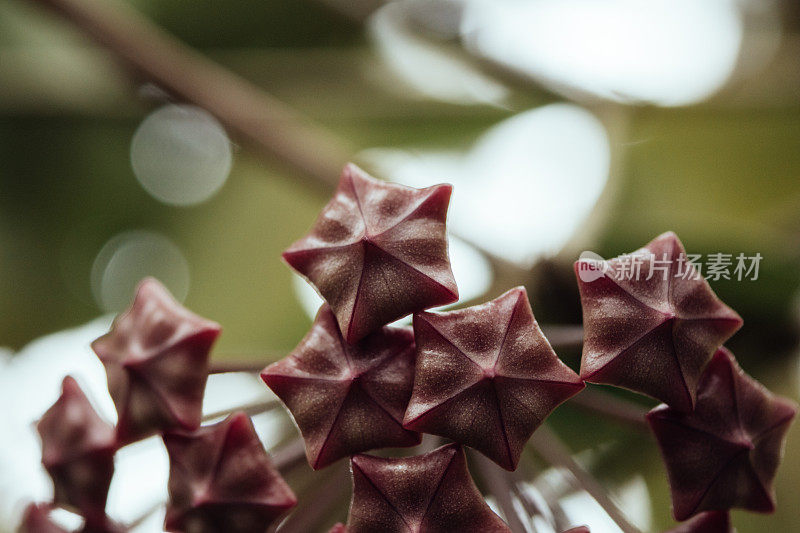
xmin=529 ymin=424 xmax=641 ymax=533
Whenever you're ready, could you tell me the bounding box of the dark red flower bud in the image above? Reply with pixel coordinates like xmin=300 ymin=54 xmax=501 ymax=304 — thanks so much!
xmin=37 ymin=377 xmax=116 ymax=522
xmin=283 ymin=164 xmax=458 ymax=344
xmin=92 ymin=277 xmax=221 ymax=444
xmin=80 ymin=517 xmax=128 ymax=533
xmin=647 ymin=348 xmax=797 ymax=520
xmin=575 ymin=232 xmax=742 ymax=411
xmin=162 ymin=412 xmax=297 ymax=532
xmin=262 ymin=304 xmax=420 ymax=469
xmin=18 ymin=503 xmax=69 ymax=533
xmin=403 ymin=287 xmax=584 ymax=470
xmin=665 ymin=511 xmax=731 ymax=533
xmin=347 ymin=443 xmax=510 ymax=532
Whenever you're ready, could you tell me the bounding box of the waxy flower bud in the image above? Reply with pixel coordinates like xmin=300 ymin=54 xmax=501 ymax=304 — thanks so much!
xmin=576 ymin=232 xmax=742 ymax=411
xmin=347 ymin=444 xmax=510 ymax=532
xmin=37 ymin=377 xmax=116 ymax=522
xmin=92 ymin=278 xmax=221 ymax=444
xmin=163 ymin=412 xmax=297 ymax=532
xmin=263 ymin=305 xmax=420 ymax=469
xmin=404 ymin=287 xmax=584 ymax=470
xmin=283 ymin=164 xmax=458 ymax=344
xmin=648 ymin=348 xmax=797 ymax=520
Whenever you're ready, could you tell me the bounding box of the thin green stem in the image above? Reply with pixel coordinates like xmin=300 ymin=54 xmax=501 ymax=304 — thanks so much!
xmin=471 ymin=451 xmax=528 ymax=533
xmin=529 ymin=424 xmax=641 ymax=533
xmin=201 ymin=399 xmax=280 ymax=422
xmin=540 ymin=324 xmax=585 ymax=349
xmin=274 ymin=463 xmax=349 ymax=532
xmin=270 ymin=437 xmax=308 ymax=473
xmin=568 ymin=387 xmax=650 ymax=429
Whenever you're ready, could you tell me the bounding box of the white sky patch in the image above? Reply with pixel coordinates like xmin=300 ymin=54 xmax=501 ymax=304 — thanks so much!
xmin=462 ymin=0 xmax=743 ymax=106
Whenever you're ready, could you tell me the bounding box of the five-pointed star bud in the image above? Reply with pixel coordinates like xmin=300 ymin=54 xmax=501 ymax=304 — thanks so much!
xmin=283 ymin=164 xmax=458 ymax=344
xmin=162 ymin=412 xmax=297 ymax=532
xmin=403 ymin=287 xmax=585 ymax=471
xmin=92 ymin=277 xmax=221 ymax=444
xmin=37 ymin=377 xmax=117 ymax=523
xmin=665 ymin=511 xmax=731 ymax=533
xmin=347 ymin=443 xmax=510 ymax=532
xmin=262 ymin=304 xmax=420 ymax=469
xmin=18 ymin=504 xmax=69 ymax=533
xmin=647 ymin=348 xmax=797 ymax=520
xmin=575 ymin=232 xmax=743 ymax=412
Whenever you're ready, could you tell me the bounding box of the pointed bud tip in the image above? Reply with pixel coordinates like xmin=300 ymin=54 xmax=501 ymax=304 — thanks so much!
xmin=225 ymin=411 xmax=254 ymax=436
xmin=60 ymin=375 xmax=81 ymax=395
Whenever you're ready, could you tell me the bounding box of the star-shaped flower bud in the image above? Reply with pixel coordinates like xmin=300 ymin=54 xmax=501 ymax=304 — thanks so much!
xmin=262 ymin=304 xmax=420 ymax=469
xmin=647 ymin=348 xmax=797 ymax=520
xmin=37 ymin=377 xmax=116 ymax=522
xmin=92 ymin=278 xmax=221 ymax=444
xmin=283 ymin=164 xmax=458 ymax=344
xmin=18 ymin=504 xmax=69 ymax=533
xmin=665 ymin=511 xmax=731 ymax=533
xmin=404 ymin=287 xmax=584 ymax=470
xmin=347 ymin=443 xmax=510 ymax=532
xmin=162 ymin=412 xmax=297 ymax=532
xmin=575 ymin=232 xmax=743 ymax=412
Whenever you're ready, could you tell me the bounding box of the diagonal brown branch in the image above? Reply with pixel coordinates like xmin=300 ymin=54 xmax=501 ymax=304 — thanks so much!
xmin=30 ymin=0 xmax=351 ymax=193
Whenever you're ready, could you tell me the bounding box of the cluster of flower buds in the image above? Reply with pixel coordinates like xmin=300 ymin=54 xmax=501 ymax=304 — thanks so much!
xmin=27 ymin=163 xmax=796 ymax=533
xmin=264 ymin=165 xmax=589 ymax=532
xmin=575 ymin=232 xmax=797 ymax=527
xmin=29 ymin=278 xmax=296 ymax=532
xmin=268 ymin=166 xmax=796 ymax=532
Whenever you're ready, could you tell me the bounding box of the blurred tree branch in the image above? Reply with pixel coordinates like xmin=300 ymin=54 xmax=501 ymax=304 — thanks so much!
xmin=29 ymin=0 xmax=350 ymax=193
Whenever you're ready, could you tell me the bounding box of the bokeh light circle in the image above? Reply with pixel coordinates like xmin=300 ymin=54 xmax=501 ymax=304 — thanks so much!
xmin=91 ymin=230 xmax=190 ymax=312
xmin=130 ymin=104 xmax=232 ymax=206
